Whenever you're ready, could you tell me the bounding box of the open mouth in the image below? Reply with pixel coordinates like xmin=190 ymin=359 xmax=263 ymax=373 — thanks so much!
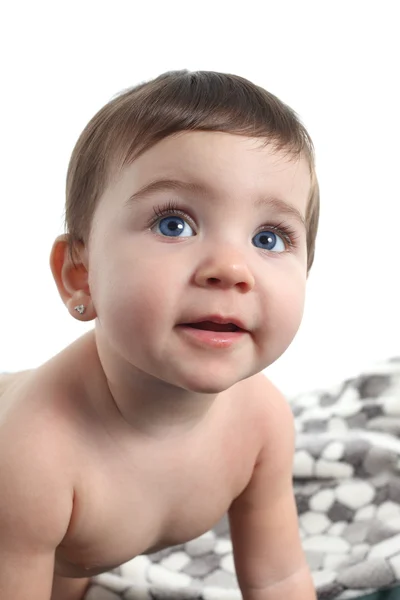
xmin=184 ymin=321 xmax=242 ymax=332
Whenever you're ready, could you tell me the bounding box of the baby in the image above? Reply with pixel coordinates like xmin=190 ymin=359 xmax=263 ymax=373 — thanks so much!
xmin=0 ymin=70 xmax=319 ymax=600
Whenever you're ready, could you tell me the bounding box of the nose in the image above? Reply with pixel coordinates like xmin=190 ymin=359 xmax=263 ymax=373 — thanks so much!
xmin=194 ymin=246 xmax=255 ymax=293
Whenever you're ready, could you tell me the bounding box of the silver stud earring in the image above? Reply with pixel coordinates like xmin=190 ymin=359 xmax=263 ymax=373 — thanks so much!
xmin=74 ymin=304 xmax=86 ymax=315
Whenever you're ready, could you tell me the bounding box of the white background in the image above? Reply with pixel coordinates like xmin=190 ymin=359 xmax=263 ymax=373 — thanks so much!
xmin=0 ymin=1 xmax=399 ymax=396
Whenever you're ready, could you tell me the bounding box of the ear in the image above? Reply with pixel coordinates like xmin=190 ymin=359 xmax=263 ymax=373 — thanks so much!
xmin=50 ymin=234 xmax=97 ymax=321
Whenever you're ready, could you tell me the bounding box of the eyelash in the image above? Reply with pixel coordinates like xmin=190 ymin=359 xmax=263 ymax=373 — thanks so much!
xmin=148 ymin=201 xmax=300 ymax=248
xmin=151 ymin=201 xmax=193 ymax=226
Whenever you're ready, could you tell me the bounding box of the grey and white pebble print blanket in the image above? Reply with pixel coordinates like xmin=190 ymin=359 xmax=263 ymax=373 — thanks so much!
xmin=87 ymin=358 xmax=400 ymax=600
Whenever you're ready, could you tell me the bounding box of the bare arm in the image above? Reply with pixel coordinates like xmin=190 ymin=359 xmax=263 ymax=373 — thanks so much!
xmin=0 ymin=425 xmax=74 ymax=599
xmin=229 ymin=376 xmax=315 ymax=600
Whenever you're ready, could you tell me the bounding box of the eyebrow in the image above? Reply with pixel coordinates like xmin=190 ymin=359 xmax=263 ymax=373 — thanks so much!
xmin=126 ymin=178 xmax=306 ymax=230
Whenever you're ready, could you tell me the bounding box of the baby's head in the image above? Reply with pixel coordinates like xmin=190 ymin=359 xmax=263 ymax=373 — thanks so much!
xmin=65 ymin=70 xmax=319 ymax=270
xmin=52 ymin=70 xmax=319 ymax=392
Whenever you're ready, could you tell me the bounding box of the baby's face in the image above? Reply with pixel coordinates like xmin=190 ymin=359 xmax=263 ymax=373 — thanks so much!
xmin=87 ymin=132 xmax=310 ymax=393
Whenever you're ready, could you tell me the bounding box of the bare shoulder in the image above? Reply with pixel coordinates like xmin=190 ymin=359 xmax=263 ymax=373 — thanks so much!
xmin=231 ymin=374 xmax=296 ymax=480
xmin=0 ymin=368 xmax=74 ymax=471
xmin=0 ymin=367 xmax=83 ymax=502
xmin=232 ymin=372 xmax=294 ymax=436
xmin=0 ymin=372 xmax=76 ymax=553
xmin=0 ymin=369 xmax=32 ymax=397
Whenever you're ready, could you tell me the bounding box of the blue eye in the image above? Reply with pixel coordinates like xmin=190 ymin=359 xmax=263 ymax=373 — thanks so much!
xmin=252 ymin=230 xmax=285 ymax=252
xmin=156 ymin=216 xmax=194 ymax=237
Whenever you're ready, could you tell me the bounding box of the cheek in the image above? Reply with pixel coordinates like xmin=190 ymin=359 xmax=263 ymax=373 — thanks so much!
xmin=89 ymin=251 xmax=180 ymax=329
xmin=262 ymin=267 xmax=306 ymax=340
xmin=278 ymin=289 xmax=305 ymax=332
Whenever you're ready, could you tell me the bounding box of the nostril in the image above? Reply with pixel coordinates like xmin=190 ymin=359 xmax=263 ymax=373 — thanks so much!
xmin=238 ymin=281 xmax=251 ymax=292
xmin=207 ymin=277 xmax=220 ymax=285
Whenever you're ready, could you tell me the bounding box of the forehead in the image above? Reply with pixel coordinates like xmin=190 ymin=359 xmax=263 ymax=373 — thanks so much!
xmin=112 ymin=131 xmax=311 ymax=215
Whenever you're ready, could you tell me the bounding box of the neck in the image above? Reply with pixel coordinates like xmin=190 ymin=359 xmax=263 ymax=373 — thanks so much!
xmin=80 ymin=330 xmax=218 ymax=439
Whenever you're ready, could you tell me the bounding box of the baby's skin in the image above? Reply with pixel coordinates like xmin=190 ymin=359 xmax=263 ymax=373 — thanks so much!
xmin=0 ymin=132 xmax=315 ymax=599
xmin=0 ymin=342 xmax=312 ymax=600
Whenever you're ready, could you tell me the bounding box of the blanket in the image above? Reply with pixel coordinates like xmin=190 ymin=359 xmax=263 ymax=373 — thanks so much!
xmin=82 ymin=358 xmax=400 ymax=599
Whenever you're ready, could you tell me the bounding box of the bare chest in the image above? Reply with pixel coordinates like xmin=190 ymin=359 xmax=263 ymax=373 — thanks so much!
xmin=55 ymin=422 xmax=256 ymax=577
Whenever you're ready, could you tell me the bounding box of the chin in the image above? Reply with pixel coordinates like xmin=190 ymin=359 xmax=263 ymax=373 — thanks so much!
xmin=186 ymin=382 xmax=230 ymax=395
xmin=178 ymin=353 xmax=272 ymax=394
xmin=176 ymin=370 xmax=249 ymax=395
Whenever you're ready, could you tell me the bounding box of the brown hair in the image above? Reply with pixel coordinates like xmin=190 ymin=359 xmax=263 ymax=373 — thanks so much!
xmin=65 ymin=69 xmax=319 ymax=270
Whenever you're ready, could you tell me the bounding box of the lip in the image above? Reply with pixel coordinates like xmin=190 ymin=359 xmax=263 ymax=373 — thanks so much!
xmin=176 ymin=315 xmax=249 ymax=349
xmin=181 ymin=315 xmax=248 ymax=332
